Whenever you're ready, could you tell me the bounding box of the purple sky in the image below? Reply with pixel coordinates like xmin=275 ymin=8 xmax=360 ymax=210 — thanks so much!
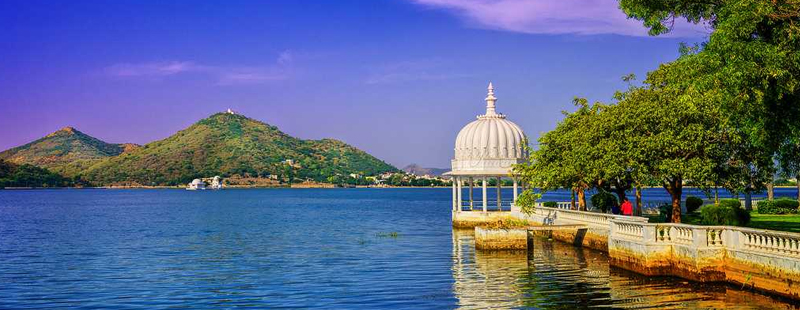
xmin=0 ymin=0 xmax=707 ymax=168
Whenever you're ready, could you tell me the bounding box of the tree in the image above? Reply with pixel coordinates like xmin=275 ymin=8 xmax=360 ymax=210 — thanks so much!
xmin=613 ymin=55 xmax=732 ymax=223
xmin=778 ymin=138 xmax=800 ymax=202
xmin=620 ymin=0 xmax=800 ymax=206
xmin=515 ymin=98 xmax=601 ymax=210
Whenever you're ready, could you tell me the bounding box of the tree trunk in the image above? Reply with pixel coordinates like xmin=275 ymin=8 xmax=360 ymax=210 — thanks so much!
xmin=614 ymin=186 xmax=627 ymax=206
xmin=576 ymin=188 xmax=587 ymax=211
xmin=664 ymin=177 xmax=682 ymax=223
xmin=635 ymin=185 xmax=642 ymax=216
xmin=571 ymin=190 xmax=577 ymax=210
xmin=744 ymin=188 xmax=753 ymax=211
xmin=767 ymin=182 xmax=774 ymax=201
xmin=796 ymin=174 xmax=800 ymax=203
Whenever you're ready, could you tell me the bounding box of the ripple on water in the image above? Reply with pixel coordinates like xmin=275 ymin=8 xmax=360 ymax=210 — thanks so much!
xmin=0 ymin=189 xmax=797 ymax=309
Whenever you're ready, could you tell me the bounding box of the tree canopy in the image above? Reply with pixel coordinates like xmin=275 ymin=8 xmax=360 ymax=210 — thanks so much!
xmin=516 ymin=0 xmax=800 ymax=222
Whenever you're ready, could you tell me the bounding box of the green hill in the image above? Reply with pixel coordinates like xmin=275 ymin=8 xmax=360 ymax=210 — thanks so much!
xmin=0 ymin=127 xmax=134 ymax=176
xmin=81 ymin=113 xmax=397 ymax=186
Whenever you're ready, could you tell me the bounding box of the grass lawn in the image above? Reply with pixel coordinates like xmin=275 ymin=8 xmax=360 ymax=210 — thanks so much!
xmin=646 ymin=212 xmax=800 ymax=234
xmin=747 ymin=213 xmax=800 ymax=233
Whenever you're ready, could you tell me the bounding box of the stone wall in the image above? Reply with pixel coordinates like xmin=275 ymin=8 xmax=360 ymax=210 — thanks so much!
xmin=455 ymin=205 xmax=800 ymax=300
xmin=452 ymin=211 xmax=517 ymax=228
xmin=474 ymin=227 xmax=528 ymax=250
xmin=511 ymin=205 xmax=647 ymax=251
xmin=608 ymin=220 xmax=800 ymax=300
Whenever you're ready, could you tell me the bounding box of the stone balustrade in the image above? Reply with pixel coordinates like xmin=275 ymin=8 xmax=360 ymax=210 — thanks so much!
xmin=526 ymin=205 xmax=648 ymax=228
xmin=607 ymin=220 xmax=800 ymax=299
xmin=734 ymin=227 xmax=800 ymax=257
xmin=476 ymin=201 xmax=800 ymax=300
xmin=512 ymin=205 xmax=648 ymax=251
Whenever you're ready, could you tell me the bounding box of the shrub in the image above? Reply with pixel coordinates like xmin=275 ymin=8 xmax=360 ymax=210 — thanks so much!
xmin=658 ymin=203 xmax=673 ymax=223
xmin=757 ymin=198 xmax=799 ymax=214
xmin=700 ymin=200 xmax=751 ymax=226
xmin=719 ymin=198 xmax=741 ymax=209
xmin=543 ymin=201 xmax=558 ymax=208
xmin=775 ymin=198 xmax=799 ymax=211
xmin=591 ymin=191 xmax=618 ymax=213
xmin=685 ymin=196 xmax=703 ymax=214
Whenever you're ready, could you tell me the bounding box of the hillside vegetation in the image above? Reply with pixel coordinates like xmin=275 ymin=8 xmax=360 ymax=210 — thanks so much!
xmin=0 ymin=160 xmax=74 ymax=188
xmin=0 ymin=127 xmax=134 ymax=176
xmin=80 ymin=113 xmax=396 ymax=186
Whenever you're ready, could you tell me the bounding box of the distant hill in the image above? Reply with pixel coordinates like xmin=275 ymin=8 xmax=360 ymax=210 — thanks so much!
xmin=0 ymin=127 xmax=135 ymax=176
xmin=402 ymin=164 xmax=449 ymax=176
xmin=81 ymin=112 xmax=398 ymax=186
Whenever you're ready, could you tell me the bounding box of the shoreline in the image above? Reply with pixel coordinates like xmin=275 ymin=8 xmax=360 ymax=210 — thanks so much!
xmin=0 ymin=185 xmax=456 ymax=190
xmin=3 ymin=185 xmax=800 ymax=190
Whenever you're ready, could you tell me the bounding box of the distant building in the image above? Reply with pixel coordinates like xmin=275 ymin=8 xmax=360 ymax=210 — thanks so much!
xmin=187 ymin=179 xmax=206 ymax=190
xmin=210 ymin=176 xmax=223 ymax=189
xmin=282 ymin=159 xmax=301 ymax=168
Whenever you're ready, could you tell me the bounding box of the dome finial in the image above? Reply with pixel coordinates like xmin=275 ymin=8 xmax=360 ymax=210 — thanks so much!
xmin=485 ymin=82 xmax=497 ymax=116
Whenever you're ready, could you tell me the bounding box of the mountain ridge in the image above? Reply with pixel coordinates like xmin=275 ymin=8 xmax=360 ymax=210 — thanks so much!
xmin=79 ymin=112 xmax=398 ymax=185
xmin=402 ymin=164 xmax=449 ymax=176
xmin=0 ymin=126 xmax=135 ymax=175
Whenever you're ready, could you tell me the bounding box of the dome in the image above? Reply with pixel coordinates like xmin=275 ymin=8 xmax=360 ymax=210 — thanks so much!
xmin=455 ymin=116 xmax=526 ymax=160
xmin=450 ymin=83 xmax=527 ymax=175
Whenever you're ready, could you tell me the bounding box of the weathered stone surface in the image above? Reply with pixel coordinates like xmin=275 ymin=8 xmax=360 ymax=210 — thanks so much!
xmin=461 ymin=206 xmax=800 ymax=301
xmin=474 ymin=227 xmax=528 ymax=250
xmin=452 ymin=211 xmax=516 ymax=228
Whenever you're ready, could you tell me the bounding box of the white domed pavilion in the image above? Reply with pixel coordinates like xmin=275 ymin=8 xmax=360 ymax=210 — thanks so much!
xmin=446 ymin=83 xmax=528 ymax=216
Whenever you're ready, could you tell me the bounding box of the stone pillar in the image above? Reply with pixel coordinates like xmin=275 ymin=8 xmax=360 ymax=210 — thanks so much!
xmin=497 ymin=177 xmax=502 ymax=211
xmin=513 ymin=178 xmax=518 ymax=203
xmin=452 ymin=178 xmax=457 ymax=212
xmin=456 ymin=177 xmax=462 ymax=212
xmin=469 ymin=177 xmax=474 ymax=211
xmin=482 ymin=177 xmax=488 ymax=212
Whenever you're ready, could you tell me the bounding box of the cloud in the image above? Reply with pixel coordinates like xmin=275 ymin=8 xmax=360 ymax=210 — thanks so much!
xmin=408 ymin=0 xmax=710 ymax=37
xmin=104 ymin=51 xmax=294 ymax=85
xmin=365 ymin=59 xmax=472 ymax=84
xmin=104 ymin=61 xmax=204 ymax=77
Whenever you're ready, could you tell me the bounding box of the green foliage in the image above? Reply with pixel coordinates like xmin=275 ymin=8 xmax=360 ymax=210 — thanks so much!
xmin=590 ymin=191 xmax=617 ymax=213
xmin=657 ymin=203 xmax=673 ymax=223
xmin=542 ymin=201 xmax=557 ymax=208
xmin=685 ymin=196 xmax=704 ymax=214
xmin=0 ymin=127 xmax=134 ymax=177
xmin=719 ymin=198 xmax=742 ymax=209
xmin=515 ymin=189 xmax=541 ymax=216
xmin=480 ymin=218 xmax=531 ymax=229
xmin=620 ymin=0 xmax=800 ymax=212
xmin=757 ymin=198 xmax=799 ymax=214
xmin=700 ymin=200 xmax=751 ymax=226
xmin=0 ymin=160 xmax=73 ymax=188
xmin=513 ymin=99 xmax=596 ymax=207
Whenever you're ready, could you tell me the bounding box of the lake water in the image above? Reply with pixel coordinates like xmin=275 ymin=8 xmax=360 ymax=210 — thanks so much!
xmin=0 ymin=188 xmax=797 ymax=309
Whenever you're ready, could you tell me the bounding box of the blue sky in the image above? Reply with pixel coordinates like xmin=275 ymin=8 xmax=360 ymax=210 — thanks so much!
xmin=0 ymin=0 xmax=707 ymax=168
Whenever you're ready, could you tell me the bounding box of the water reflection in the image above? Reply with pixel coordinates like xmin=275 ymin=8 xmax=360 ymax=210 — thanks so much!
xmin=451 ymin=229 xmax=798 ymax=309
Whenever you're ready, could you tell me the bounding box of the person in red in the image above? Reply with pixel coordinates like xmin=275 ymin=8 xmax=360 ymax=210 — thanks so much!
xmin=621 ymin=197 xmax=633 ymax=216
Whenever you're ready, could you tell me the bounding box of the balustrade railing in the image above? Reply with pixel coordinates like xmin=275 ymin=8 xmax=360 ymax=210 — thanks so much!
xmin=614 ymin=221 xmax=645 ymax=240
xmin=737 ymin=228 xmax=800 ymax=257
xmin=610 ymin=220 xmax=800 ymax=258
xmin=671 ymin=226 xmax=694 ymax=245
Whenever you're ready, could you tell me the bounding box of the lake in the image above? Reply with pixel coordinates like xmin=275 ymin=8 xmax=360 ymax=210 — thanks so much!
xmin=0 ymin=188 xmax=797 ymax=309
